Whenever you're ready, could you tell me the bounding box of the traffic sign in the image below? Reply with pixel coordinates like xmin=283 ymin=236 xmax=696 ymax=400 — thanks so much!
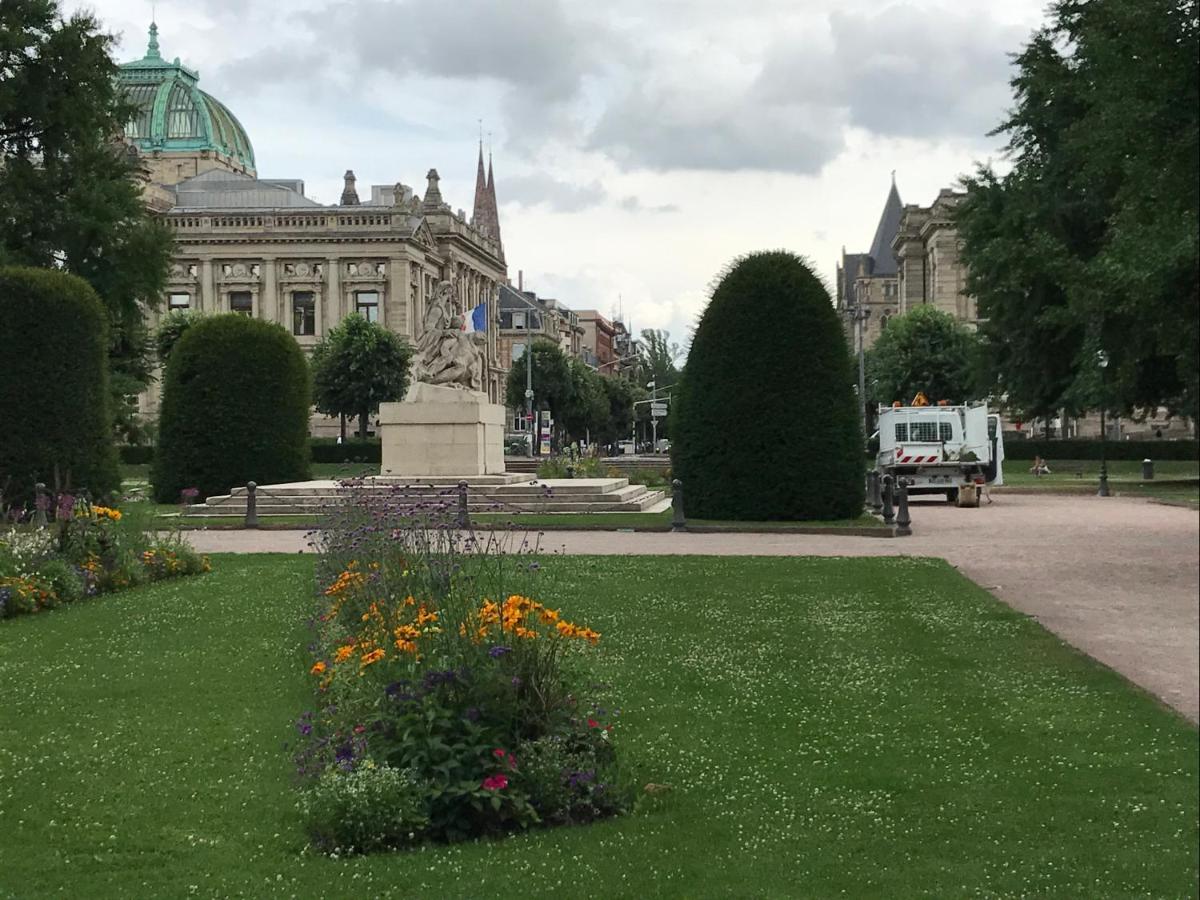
xmin=650 ymin=402 xmax=668 ymax=413
xmin=651 ymin=408 xmax=667 ymax=418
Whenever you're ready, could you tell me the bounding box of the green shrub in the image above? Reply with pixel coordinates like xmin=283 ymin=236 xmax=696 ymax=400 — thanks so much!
xmin=301 ymin=764 xmax=429 ymax=854
xmin=118 ymin=445 xmax=155 ymax=465
xmin=672 ymin=252 xmax=864 ymax=520
xmin=152 ymin=315 xmax=311 ymax=502
xmin=309 ymin=438 xmax=381 ymax=464
xmin=1001 ymin=438 xmax=1198 ymax=461
xmin=0 ymin=267 xmax=120 ymax=506
xmin=36 ymin=558 xmax=85 ymax=605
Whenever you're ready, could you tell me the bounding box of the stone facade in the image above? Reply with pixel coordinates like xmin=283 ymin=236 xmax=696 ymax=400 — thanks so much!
xmin=837 ymin=182 xmax=977 ymax=354
xmin=576 ymin=309 xmax=618 ymax=372
xmin=120 ymin=28 xmax=507 ymax=436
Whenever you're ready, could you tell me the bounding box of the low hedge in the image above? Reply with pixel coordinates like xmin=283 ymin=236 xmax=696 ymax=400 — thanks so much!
xmin=310 ymin=439 xmax=381 ymax=464
xmin=1002 ymin=439 xmax=1197 ymax=461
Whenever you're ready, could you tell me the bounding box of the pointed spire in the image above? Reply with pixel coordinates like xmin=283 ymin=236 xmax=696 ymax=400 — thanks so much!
xmin=146 ymin=21 xmax=162 ymax=60
xmin=483 ymin=150 xmax=501 ymax=247
xmin=340 ymin=169 xmax=360 ymax=206
xmin=867 ymin=178 xmax=904 ymax=276
xmin=472 ymin=142 xmax=488 ymax=230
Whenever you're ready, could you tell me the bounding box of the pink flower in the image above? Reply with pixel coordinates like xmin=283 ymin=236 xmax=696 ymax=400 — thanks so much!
xmin=482 ymin=774 xmax=509 ymax=791
xmin=493 ymin=748 xmax=507 ymax=758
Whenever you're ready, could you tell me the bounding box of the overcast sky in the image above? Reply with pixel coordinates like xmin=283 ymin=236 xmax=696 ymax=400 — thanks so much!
xmin=77 ymin=0 xmax=1049 ymax=356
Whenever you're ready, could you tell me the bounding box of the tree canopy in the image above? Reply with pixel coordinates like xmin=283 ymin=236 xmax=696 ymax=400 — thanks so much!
xmin=311 ymin=314 xmax=413 ymax=439
xmin=0 ymin=0 xmax=174 ymax=441
xmin=958 ymin=0 xmax=1199 ymax=421
xmin=866 ymin=306 xmax=981 ymax=408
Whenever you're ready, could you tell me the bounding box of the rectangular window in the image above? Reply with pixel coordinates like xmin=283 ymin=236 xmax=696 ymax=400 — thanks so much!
xmin=356 ymin=291 xmax=379 ymax=323
xmin=229 ymin=291 xmax=252 ymax=315
xmin=293 ymin=292 xmax=316 ymax=335
xmin=511 ymin=342 xmax=526 ymax=366
xmin=168 ymin=292 xmax=190 ymax=311
xmin=902 ymin=420 xmax=954 ymax=442
xmin=512 ymin=411 xmax=530 ymax=432
xmin=512 ymin=311 xmax=526 ymax=329
xmin=895 ymin=422 xmax=908 ymax=442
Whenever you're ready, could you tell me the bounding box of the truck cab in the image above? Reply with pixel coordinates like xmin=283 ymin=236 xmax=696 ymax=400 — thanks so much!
xmin=876 ymin=403 xmax=1004 ymax=499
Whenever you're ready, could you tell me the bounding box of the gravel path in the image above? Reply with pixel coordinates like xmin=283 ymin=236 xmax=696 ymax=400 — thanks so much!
xmin=187 ymin=494 xmax=1200 ymax=722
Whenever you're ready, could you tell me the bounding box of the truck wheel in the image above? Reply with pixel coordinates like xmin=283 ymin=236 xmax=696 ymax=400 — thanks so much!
xmin=945 ymin=489 xmax=959 ymax=503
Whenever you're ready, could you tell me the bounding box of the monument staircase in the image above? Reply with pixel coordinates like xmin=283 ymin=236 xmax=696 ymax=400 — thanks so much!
xmin=183 ymin=474 xmax=668 ymax=519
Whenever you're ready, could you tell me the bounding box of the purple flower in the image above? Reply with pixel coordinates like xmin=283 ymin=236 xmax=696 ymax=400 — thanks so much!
xmin=511 ymin=676 xmax=523 ymax=688
xmin=488 ymin=645 xmax=512 ymax=658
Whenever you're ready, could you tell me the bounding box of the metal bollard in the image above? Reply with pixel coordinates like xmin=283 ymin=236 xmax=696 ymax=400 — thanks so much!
xmin=881 ymin=475 xmax=895 ymax=526
xmin=671 ymin=478 xmax=687 ymax=532
xmin=245 ymin=481 xmax=258 ymax=529
xmin=868 ymin=470 xmax=882 ymax=512
xmin=457 ymin=480 xmax=470 ymax=529
xmin=895 ymin=478 xmax=912 ymax=536
xmin=1142 ymin=458 xmax=1154 ymax=480
xmin=33 ymin=482 xmax=48 ymax=528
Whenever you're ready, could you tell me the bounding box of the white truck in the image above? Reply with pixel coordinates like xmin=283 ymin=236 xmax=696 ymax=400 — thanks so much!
xmin=874 ymin=402 xmax=1004 ymax=504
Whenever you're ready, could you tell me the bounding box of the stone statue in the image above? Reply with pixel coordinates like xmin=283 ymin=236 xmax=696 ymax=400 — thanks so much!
xmin=412 ymin=280 xmax=485 ymax=393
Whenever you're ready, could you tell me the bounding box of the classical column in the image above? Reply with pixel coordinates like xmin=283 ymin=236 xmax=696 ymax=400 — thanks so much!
xmin=200 ymin=259 xmax=216 ymax=311
xmin=387 ymin=256 xmax=404 ymax=335
xmin=325 ymin=256 xmax=341 ymax=336
xmin=261 ymin=257 xmax=277 ymax=323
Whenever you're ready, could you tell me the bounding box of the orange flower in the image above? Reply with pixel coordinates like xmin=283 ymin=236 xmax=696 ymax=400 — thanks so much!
xmin=334 ymin=644 xmax=356 ymax=664
xmin=360 ymin=648 xmax=385 ymax=666
xmin=310 ymin=661 xmax=327 ymax=675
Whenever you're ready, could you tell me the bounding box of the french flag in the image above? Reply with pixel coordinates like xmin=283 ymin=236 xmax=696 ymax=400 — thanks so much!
xmin=462 ymin=302 xmax=487 ymax=334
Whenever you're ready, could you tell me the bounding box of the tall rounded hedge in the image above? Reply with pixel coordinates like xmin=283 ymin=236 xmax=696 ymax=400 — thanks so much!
xmin=0 ymin=266 xmax=120 ymax=504
xmin=672 ymin=251 xmax=864 ymax=520
xmin=153 ymin=315 xmax=312 ymax=502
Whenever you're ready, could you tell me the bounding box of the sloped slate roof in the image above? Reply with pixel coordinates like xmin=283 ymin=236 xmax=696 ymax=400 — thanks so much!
xmin=170 ymin=170 xmax=321 ymax=209
xmin=866 ymin=182 xmax=903 ymax=277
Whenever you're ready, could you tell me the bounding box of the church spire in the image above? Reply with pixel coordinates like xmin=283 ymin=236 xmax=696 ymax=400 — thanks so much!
xmin=472 ymin=142 xmax=488 ymax=232
xmin=484 ymin=149 xmax=501 ymax=247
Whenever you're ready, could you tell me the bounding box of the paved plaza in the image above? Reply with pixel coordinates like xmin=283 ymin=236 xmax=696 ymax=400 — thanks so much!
xmin=189 ymin=494 xmax=1200 ymax=722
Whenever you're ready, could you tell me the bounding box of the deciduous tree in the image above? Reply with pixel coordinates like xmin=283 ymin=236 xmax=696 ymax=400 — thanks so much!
xmin=311 ymin=314 xmax=413 ymax=439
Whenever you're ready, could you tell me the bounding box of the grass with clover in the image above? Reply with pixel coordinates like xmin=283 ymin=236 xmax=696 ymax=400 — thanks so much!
xmin=0 ymin=554 xmax=1196 ymax=898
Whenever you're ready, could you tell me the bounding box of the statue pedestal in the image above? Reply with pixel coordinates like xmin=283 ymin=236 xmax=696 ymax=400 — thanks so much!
xmin=379 ymin=383 xmax=506 ymax=477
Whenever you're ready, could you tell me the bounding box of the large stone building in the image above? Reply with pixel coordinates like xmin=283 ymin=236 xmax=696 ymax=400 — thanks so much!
xmin=118 ymin=25 xmax=508 ymax=432
xmin=837 ymin=180 xmax=976 ymax=353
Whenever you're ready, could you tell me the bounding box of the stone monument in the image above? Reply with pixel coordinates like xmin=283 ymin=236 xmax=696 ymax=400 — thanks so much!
xmin=378 ymin=280 xmax=505 ymax=477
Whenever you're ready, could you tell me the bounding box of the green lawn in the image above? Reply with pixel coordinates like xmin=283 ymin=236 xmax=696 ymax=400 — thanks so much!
xmin=1000 ymin=458 xmax=1198 ymax=487
xmin=1 ymin=555 xmax=1195 ymax=898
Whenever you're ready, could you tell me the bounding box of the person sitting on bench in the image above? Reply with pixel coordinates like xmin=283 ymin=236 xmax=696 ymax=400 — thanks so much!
xmin=1029 ymin=455 xmax=1052 ymax=476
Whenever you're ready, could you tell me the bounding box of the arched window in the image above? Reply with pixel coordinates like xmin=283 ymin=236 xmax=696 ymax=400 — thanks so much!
xmin=166 ymin=84 xmax=198 ymax=138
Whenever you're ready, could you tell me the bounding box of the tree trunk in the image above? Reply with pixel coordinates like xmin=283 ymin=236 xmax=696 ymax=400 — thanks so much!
xmin=339 ymin=413 xmax=347 ymax=442
xmin=358 ymin=410 xmax=368 ymax=439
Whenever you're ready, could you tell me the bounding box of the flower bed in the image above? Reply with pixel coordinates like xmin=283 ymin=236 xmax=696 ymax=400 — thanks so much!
xmin=297 ymin=483 xmax=634 ymax=852
xmin=0 ymin=498 xmax=209 ymax=619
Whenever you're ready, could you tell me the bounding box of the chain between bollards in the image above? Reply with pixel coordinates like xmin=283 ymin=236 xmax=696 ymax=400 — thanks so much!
xmin=457 ymin=480 xmax=471 ymax=529
xmin=244 ymin=481 xmax=258 ymax=528
xmin=881 ymin=474 xmax=895 ymax=526
xmin=895 ymin=478 xmax=912 ymax=536
xmin=671 ymin=478 xmax=687 ymax=532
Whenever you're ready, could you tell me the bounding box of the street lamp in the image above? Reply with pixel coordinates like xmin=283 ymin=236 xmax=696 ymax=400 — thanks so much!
xmin=1097 ymin=349 xmax=1110 ymax=497
xmin=849 ymin=286 xmax=871 ymax=439
xmin=524 ymin=341 xmax=534 ymax=458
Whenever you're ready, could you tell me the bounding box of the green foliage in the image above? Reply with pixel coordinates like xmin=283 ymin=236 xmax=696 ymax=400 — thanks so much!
xmin=0 ymin=267 xmax=120 ymax=504
xmin=505 ymin=338 xmax=573 ymax=424
xmin=309 ymin=438 xmax=382 ymax=464
xmin=301 ymin=765 xmax=429 ymax=854
xmin=0 ymin=0 xmax=174 ymax=430
xmin=958 ymin=0 xmax=1199 ymax=420
xmin=155 ymin=310 xmax=203 ymax=365
xmin=152 ymin=315 xmax=311 ymax=502
xmin=35 ymin=558 xmax=85 ymax=605
xmin=310 ymin=314 xmax=412 ymax=439
xmin=673 ymin=251 xmax=864 ymax=520
xmin=597 ymin=377 xmax=645 ymax=446
xmin=1002 ymin=439 xmax=1198 ymax=462
xmin=639 ymin=329 xmax=681 ymax=438
xmin=560 ymin=358 xmax=609 ymax=440
xmin=866 ymin=306 xmax=982 ymax=406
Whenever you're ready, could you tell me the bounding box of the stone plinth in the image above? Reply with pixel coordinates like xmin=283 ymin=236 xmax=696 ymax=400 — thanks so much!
xmin=379 ymin=383 xmax=505 ymax=477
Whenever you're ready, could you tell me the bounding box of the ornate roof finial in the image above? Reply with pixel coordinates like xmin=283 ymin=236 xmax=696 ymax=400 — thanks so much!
xmin=340 ymin=169 xmax=359 ymax=206
xmin=422 ymin=168 xmax=444 ymax=210
xmin=146 ymin=21 xmax=162 ymax=60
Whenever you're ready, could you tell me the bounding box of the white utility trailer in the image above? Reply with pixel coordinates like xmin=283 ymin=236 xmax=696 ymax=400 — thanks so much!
xmin=875 ymin=402 xmax=1005 ymax=505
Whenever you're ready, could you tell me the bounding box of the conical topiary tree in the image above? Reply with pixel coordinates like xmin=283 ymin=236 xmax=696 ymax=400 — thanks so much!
xmin=671 ymin=251 xmax=863 ymax=520
xmin=152 ymin=315 xmax=311 ymax=502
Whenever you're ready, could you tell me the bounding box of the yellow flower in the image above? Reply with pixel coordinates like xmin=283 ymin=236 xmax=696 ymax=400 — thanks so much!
xmin=334 ymin=644 xmax=356 ymax=664
xmin=360 ymin=648 xmax=385 ymax=666
xmin=310 ymin=661 xmax=327 ymax=675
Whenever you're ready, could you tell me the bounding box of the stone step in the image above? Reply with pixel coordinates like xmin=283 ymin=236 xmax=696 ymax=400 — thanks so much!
xmin=183 ymin=491 xmax=666 ymax=518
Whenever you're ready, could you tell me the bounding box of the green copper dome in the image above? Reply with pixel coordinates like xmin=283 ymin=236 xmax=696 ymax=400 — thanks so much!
xmin=117 ymin=24 xmax=255 ymax=171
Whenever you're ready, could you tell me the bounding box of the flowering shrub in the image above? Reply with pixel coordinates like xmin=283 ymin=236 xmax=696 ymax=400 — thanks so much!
xmin=0 ymin=498 xmax=210 ymax=620
xmin=296 ymin=482 xmax=633 ymax=851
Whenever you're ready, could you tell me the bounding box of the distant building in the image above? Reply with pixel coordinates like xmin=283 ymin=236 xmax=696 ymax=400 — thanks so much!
xmin=576 ymin=310 xmax=618 ymax=373
xmin=837 ymin=181 xmax=978 ymax=354
xmin=117 ymin=24 xmax=507 ymax=431
xmin=836 ymin=179 xmax=903 ymax=355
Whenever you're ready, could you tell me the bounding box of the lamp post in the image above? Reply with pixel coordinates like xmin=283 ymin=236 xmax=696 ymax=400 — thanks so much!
xmin=647 ymin=380 xmax=657 ymax=452
xmin=1097 ymin=349 xmax=1109 ymax=497
xmin=524 ymin=340 xmax=534 ymax=458
xmin=849 ymin=286 xmax=871 ymax=439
